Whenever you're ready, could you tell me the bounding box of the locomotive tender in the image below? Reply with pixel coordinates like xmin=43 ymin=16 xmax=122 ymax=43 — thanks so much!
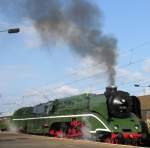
xmin=12 ymin=86 xmax=149 ymax=145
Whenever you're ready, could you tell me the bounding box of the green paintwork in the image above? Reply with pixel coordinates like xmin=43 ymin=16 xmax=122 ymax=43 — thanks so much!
xmin=10 ymin=93 xmax=144 ymax=135
xmin=0 ymin=119 xmax=7 ymax=130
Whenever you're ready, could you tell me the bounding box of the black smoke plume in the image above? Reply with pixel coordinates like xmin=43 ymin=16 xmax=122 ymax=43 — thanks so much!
xmin=0 ymin=0 xmax=117 ymax=85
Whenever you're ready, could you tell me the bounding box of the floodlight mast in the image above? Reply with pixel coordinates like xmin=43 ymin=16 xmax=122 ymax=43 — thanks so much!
xmin=134 ymin=84 xmax=150 ymax=95
xmin=0 ymin=28 xmax=20 ymax=33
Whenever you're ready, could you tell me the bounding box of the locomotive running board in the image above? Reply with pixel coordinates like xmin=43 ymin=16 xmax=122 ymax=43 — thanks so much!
xmin=12 ymin=113 xmax=111 ymax=133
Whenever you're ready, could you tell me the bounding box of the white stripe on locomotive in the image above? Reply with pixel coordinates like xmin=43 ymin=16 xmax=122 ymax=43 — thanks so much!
xmin=12 ymin=113 xmax=111 ymax=133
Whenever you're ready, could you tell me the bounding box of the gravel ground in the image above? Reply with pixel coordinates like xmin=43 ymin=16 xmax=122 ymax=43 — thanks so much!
xmin=0 ymin=132 xmax=140 ymax=148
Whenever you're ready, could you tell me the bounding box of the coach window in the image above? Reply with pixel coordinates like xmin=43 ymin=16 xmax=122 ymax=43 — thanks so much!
xmin=33 ymin=104 xmax=45 ymax=115
xmin=45 ymin=102 xmax=54 ymax=115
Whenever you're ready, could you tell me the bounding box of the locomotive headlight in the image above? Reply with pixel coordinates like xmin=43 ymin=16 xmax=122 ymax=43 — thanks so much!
xmin=121 ymin=99 xmax=125 ymax=103
xmin=135 ymin=125 xmax=139 ymax=130
xmin=114 ymin=125 xmax=119 ymax=130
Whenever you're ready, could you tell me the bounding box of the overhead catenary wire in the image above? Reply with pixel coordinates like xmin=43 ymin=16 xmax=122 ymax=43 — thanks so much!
xmin=38 ymin=57 xmax=150 ymax=90
xmin=27 ymin=40 xmax=150 ymax=91
xmin=1 ymin=55 xmax=150 ymax=109
xmin=1 ymin=75 xmax=150 ymax=114
xmin=1 ymin=41 xmax=150 ymax=112
xmin=130 ymin=87 xmax=150 ymax=96
xmin=21 ymin=56 xmax=150 ymax=101
xmin=119 ymin=40 xmax=150 ymax=57
xmin=92 ymin=78 xmax=150 ymax=94
xmin=17 ymin=58 xmax=150 ymax=104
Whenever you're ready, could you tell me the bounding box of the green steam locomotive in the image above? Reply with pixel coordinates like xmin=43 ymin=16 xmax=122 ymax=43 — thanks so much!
xmin=8 ymin=86 xmax=150 ymax=145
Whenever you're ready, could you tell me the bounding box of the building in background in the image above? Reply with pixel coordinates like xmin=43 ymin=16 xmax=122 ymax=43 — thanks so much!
xmin=139 ymin=95 xmax=150 ymax=131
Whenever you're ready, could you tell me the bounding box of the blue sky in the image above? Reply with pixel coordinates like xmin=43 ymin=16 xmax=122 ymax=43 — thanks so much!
xmin=0 ymin=0 xmax=150 ymax=116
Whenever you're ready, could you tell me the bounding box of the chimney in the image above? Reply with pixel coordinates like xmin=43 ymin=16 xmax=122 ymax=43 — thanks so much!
xmin=105 ymin=85 xmax=117 ymax=98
